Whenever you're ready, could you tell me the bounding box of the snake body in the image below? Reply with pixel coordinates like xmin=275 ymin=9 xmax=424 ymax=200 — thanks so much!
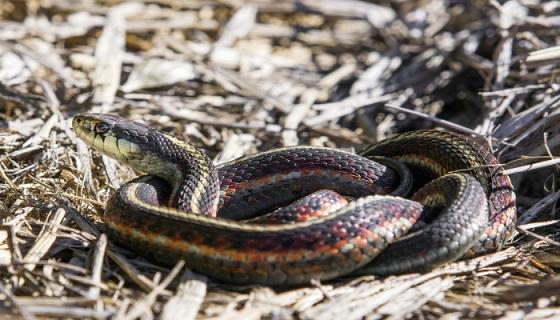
xmin=72 ymin=113 xmax=516 ymax=286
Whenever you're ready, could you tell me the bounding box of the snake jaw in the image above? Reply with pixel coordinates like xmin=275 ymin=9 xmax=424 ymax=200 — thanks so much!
xmin=73 ymin=114 xmax=169 ymax=173
xmin=73 ymin=116 xmax=133 ymax=162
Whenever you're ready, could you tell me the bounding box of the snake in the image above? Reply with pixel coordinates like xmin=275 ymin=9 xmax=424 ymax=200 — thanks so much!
xmin=72 ymin=113 xmax=516 ymax=286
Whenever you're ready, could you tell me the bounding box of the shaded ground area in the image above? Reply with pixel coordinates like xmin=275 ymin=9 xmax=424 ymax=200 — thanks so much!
xmin=1 ymin=0 xmax=560 ymax=319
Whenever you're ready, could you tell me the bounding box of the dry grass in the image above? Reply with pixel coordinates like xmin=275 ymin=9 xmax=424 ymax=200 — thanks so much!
xmin=1 ymin=0 xmax=560 ymax=319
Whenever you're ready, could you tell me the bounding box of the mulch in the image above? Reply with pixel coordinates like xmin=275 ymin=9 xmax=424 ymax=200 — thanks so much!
xmin=1 ymin=0 xmax=560 ymax=319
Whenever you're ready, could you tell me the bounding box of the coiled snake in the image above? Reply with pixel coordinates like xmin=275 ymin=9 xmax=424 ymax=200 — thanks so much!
xmin=73 ymin=113 xmax=516 ymax=286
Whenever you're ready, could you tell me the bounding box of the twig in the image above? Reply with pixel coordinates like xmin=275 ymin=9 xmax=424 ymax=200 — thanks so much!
xmin=23 ymin=207 xmax=67 ymax=272
xmin=121 ymin=261 xmax=185 ymax=320
xmin=161 ymin=269 xmax=208 ymax=320
xmin=384 ymin=100 xmax=483 ymax=137
xmin=515 ymin=227 xmax=560 ymax=247
xmin=0 ymin=282 xmax=37 ymax=320
xmin=502 ymin=158 xmax=560 ymax=175
xmin=87 ymin=234 xmax=108 ymax=314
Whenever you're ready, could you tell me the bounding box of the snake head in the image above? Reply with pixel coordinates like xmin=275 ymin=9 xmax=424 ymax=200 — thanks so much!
xmin=73 ymin=112 xmax=220 ymax=216
xmin=72 ymin=113 xmax=214 ymax=188
xmin=72 ymin=113 xmax=149 ymax=163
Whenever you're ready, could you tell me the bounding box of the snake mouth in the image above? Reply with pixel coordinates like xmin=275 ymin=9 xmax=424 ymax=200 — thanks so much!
xmin=72 ymin=113 xmax=143 ymax=163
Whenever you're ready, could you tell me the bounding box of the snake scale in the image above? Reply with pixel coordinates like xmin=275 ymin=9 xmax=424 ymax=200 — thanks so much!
xmin=72 ymin=113 xmax=516 ymax=286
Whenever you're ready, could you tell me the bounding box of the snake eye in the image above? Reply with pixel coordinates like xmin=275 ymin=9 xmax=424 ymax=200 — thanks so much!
xmin=95 ymin=123 xmax=110 ymax=134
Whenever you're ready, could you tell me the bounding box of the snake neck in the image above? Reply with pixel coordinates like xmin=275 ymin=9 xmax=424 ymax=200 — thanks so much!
xmin=170 ymin=162 xmax=220 ymax=217
xmin=154 ymin=133 xmax=221 ymax=217
xmin=115 ymin=129 xmax=221 ymax=217
xmin=74 ymin=113 xmax=221 ymax=216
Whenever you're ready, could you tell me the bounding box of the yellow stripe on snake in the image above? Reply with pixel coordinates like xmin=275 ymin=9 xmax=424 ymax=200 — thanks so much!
xmin=73 ymin=113 xmax=516 ymax=286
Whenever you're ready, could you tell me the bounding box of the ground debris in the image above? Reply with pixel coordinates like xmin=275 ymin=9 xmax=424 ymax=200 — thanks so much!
xmin=1 ymin=0 xmax=560 ymax=319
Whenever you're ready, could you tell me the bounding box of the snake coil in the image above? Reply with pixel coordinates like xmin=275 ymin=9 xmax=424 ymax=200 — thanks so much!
xmin=73 ymin=113 xmax=516 ymax=286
